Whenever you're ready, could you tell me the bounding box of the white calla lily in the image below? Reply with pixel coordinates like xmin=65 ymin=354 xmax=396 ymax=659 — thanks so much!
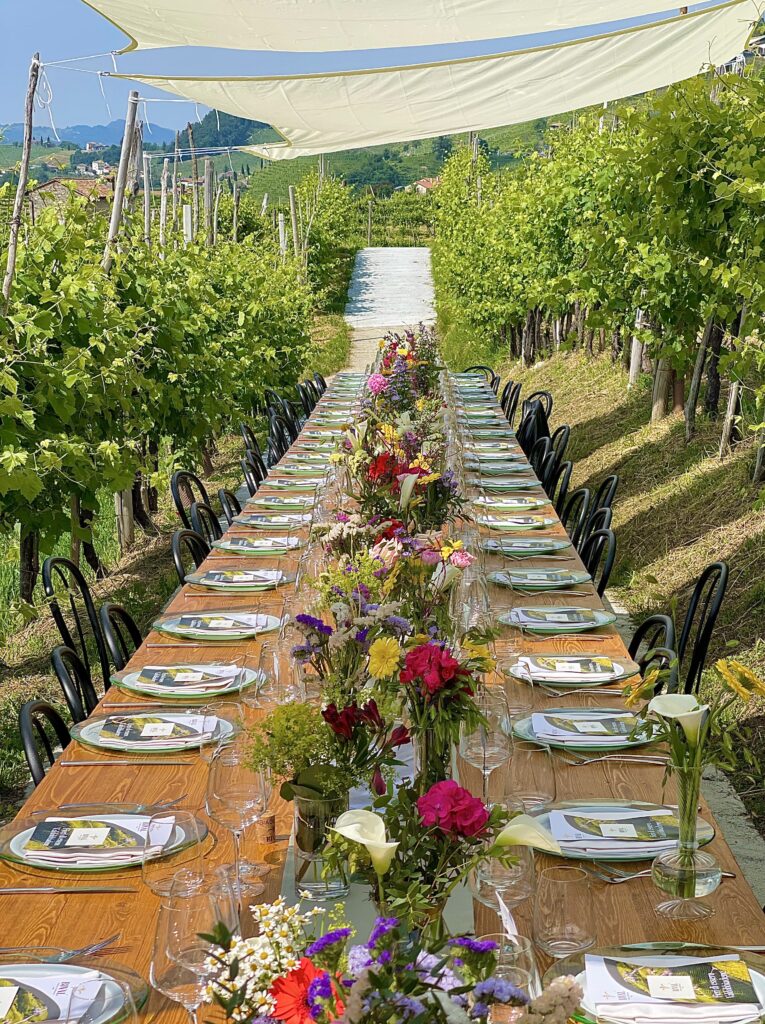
xmin=647 ymin=693 xmax=709 ymax=747
xmin=332 ymin=809 xmax=399 ymax=875
xmin=495 ymin=813 xmax=561 ymax=854
xmin=398 ymin=473 xmax=420 ymax=511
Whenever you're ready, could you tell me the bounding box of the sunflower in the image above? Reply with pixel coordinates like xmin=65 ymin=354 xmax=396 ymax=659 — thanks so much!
xmin=368 ymin=637 xmax=402 ymax=678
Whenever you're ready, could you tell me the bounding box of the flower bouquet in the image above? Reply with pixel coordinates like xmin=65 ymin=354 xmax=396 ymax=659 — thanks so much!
xmin=205 ymin=896 xmax=582 ymax=1024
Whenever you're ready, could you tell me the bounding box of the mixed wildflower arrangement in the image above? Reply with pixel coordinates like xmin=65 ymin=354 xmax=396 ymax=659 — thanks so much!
xmin=204 ymin=899 xmax=582 ymax=1024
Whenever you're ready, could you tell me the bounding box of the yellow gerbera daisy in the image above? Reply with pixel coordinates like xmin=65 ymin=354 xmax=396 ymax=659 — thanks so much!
xmin=368 ymin=637 xmax=401 ymax=679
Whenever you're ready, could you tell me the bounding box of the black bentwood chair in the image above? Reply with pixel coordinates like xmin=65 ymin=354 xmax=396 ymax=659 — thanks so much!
xmin=628 ymin=613 xmax=678 ymax=695
xmin=560 ymin=488 xmax=591 ymax=548
xmin=676 ymin=562 xmax=729 ymax=695
xmin=190 ymin=500 xmax=224 ymax=545
xmin=172 ymin=529 xmax=211 ymax=586
xmin=579 ymin=527 xmax=616 ymax=597
xmin=170 ymin=470 xmax=211 ymax=530
xmin=19 ymin=700 xmax=71 ymax=787
xmin=218 ymin=488 xmax=243 ymax=526
xmin=99 ymin=602 xmax=143 ymax=672
xmin=577 ymin=506 xmax=613 ymax=552
xmin=51 ymin=645 xmax=98 ymax=723
xmin=42 ymin=555 xmax=111 ymax=694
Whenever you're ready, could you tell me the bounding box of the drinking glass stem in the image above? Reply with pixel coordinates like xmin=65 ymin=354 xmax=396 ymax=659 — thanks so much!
xmin=232 ymin=828 xmax=243 ymax=908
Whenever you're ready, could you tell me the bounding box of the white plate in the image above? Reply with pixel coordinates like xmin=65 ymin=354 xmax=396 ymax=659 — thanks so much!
xmin=0 ymin=963 xmax=128 ymax=1024
xmin=113 ymin=665 xmax=263 ymax=699
xmin=72 ymin=713 xmax=236 ymax=753
xmin=153 ymin=612 xmax=282 ymax=640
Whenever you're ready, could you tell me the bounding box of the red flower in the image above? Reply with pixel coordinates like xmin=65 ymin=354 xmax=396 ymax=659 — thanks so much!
xmin=417 ymin=780 xmax=489 ymax=838
xmin=375 ymin=518 xmax=405 ymax=542
xmin=385 ymin=724 xmax=411 ymax=749
xmin=358 ymin=699 xmax=383 ymax=729
xmin=399 ymin=642 xmax=470 ymax=696
xmin=368 ymin=452 xmax=394 ymax=483
xmin=322 ymin=703 xmax=362 ymax=740
xmin=270 ymin=959 xmax=344 ymax=1024
xmin=372 ymin=766 xmax=386 ymax=795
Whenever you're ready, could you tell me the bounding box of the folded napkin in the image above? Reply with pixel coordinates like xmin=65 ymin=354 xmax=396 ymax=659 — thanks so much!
xmin=596 ymin=1007 xmax=761 ymax=1023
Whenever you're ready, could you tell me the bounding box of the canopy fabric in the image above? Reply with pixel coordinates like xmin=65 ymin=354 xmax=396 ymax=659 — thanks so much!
xmin=87 ymin=0 xmax=685 ymax=53
xmin=120 ymin=1 xmax=756 ymax=160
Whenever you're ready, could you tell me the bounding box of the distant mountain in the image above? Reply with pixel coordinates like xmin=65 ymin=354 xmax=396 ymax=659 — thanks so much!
xmin=1 ymin=120 xmax=177 ymax=146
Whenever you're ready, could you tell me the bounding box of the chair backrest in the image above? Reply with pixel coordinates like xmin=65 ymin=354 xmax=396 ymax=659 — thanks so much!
xmin=591 ymin=474 xmax=619 ymax=514
xmin=170 ymin=470 xmax=211 ymax=530
xmin=525 ymin=389 xmax=554 ymax=419
xmin=172 ymin=529 xmax=210 ymax=586
xmin=240 ymin=421 xmax=262 ymax=458
xmin=677 ymin=561 xmax=729 ymax=694
xmin=245 ymin=445 xmax=268 ymax=482
xmin=19 ymin=699 xmax=70 ymax=786
xmin=42 ymin=556 xmax=111 ymax=694
xmin=190 ymin=500 xmax=223 ymax=544
xmin=51 ymin=645 xmax=98 ymax=723
xmin=529 ymin=435 xmax=552 ymax=476
xmin=550 ymin=424 xmax=570 ymax=471
xmin=241 ymin=454 xmax=261 ymax=497
xmin=628 ymin=613 xmax=678 ymax=694
xmin=296 ymin=382 xmax=313 ymax=419
xmin=580 ymin=527 xmax=616 ymax=597
xmin=550 ymin=460 xmax=573 ymax=514
xmin=313 ymin=372 xmax=327 ymax=395
xmin=499 ymin=379 xmax=515 ymax=408
xmin=502 ymin=381 xmax=523 ymax=426
xmin=218 ymin=487 xmax=242 ymax=525
xmin=463 ymin=364 xmax=495 ymax=382
xmin=561 ymin=488 xmax=591 ymax=547
xmin=516 ymin=399 xmax=551 ymax=456
xmin=578 ymin=506 xmax=613 ymax=551
xmin=99 ymin=602 xmax=142 ymax=672
xmin=267 ymin=412 xmax=292 ymax=461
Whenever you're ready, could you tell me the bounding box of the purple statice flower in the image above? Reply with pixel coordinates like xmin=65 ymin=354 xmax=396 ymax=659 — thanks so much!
xmin=473 ymin=977 xmax=529 ymax=1006
xmin=385 ymin=615 xmax=412 ymax=636
xmin=471 ymin=1002 xmax=490 ymax=1019
xmin=307 ymin=972 xmax=333 ymax=1020
xmin=353 ymin=582 xmax=371 ymax=601
xmin=415 ymin=952 xmax=460 ymax=993
xmin=295 ymin=613 xmax=333 ymax=636
xmin=347 ymin=945 xmax=372 ymax=972
xmin=377 ymin=949 xmax=392 ymax=965
xmin=449 ymin=937 xmax=498 ymax=955
xmin=367 ymin=916 xmax=398 ymax=949
xmin=355 ymin=626 xmax=370 ymax=647
xmin=291 ymin=642 xmax=318 ymax=663
xmin=394 ymin=995 xmax=426 ymax=1018
xmin=305 ymin=928 xmax=352 ymax=958
xmin=336 ymin=511 xmax=350 ymax=522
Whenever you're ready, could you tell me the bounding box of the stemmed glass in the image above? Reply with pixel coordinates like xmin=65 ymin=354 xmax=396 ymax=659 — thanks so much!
xmin=142 ymin=810 xmax=204 ymax=897
xmin=67 ymin=977 xmax=138 ymax=1024
xmin=205 ymin=740 xmax=271 ymax=892
xmin=459 ymin=689 xmax=513 ymax=802
xmin=150 ymin=868 xmax=237 ymax=1024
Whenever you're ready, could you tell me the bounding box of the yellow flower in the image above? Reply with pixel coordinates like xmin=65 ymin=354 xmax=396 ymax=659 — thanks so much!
xmin=416 ymin=397 xmax=427 ymax=412
xmin=368 ymin=637 xmax=401 ymax=678
xmin=396 ymin=346 xmax=409 ymax=356
xmin=624 ymin=669 xmax=658 ymax=707
xmin=419 ymin=473 xmax=441 ymax=485
xmin=378 ymin=339 xmax=386 ymax=350
xmin=329 ymin=452 xmax=342 ymax=463
xmin=715 ymin=659 xmax=757 ymax=701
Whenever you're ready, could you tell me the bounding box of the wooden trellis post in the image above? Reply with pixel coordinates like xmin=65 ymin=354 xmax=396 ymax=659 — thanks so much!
xmin=204 ymin=158 xmax=214 ymax=246
xmin=102 ymin=91 xmax=139 ymax=273
xmin=187 ymin=122 xmax=199 ymax=237
xmin=232 ymin=182 xmax=240 ymax=242
xmin=142 ymin=153 xmax=152 ymax=247
xmin=288 ymin=185 xmax=300 ymax=257
xmin=159 ymin=157 xmax=169 ymax=248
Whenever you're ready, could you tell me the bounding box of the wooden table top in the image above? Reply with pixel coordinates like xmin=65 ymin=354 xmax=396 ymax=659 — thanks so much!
xmin=1 ymin=377 xmax=762 ymax=1022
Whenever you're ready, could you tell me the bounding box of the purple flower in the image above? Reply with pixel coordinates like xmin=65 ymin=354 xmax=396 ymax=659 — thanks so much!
xmin=295 ymin=613 xmax=333 ymax=636
xmin=473 ymin=977 xmax=529 ymax=1006
xmin=307 ymin=972 xmax=333 ymax=1020
xmin=471 ymin=1002 xmax=490 ymax=1019
xmin=336 ymin=511 xmax=350 ymax=522
xmin=347 ymin=945 xmax=372 ymax=972
xmin=377 ymin=949 xmax=392 ymax=964
xmin=355 ymin=627 xmax=370 ymax=646
xmin=305 ymin=928 xmax=351 ymax=957
xmin=385 ymin=615 xmax=412 ymax=636
xmin=367 ymin=916 xmax=398 ymax=949
xmin=449 ymin=937 xmax=498 ymax=955
xmin=394 ymin=995 xmax=426 ymax=1018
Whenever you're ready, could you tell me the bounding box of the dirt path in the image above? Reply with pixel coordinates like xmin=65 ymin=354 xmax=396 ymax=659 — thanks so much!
xmin=344 ymin=247 xmax=435 ymax=371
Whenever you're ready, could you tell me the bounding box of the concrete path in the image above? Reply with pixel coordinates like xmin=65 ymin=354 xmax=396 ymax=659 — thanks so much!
xmin=344 ymin=247 xmax=435 ymax=371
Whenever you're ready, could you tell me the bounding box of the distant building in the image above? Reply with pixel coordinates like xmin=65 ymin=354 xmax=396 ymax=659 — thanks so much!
xmin=411 ymin=177 xmax=440 ymax=195
xmin=85 ymin=141 xmax=108 ymax=153
xmin=26 ymin=177 xmax=113 ymax=220
xmin=91 ymin=160 xmax=111 ymax=176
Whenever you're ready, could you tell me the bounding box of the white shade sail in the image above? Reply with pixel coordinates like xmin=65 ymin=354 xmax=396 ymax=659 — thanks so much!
xmin=87 ymin=0 xmax=685 ymax=53
xmin=120 ymin=0 xmax=756 ymax=160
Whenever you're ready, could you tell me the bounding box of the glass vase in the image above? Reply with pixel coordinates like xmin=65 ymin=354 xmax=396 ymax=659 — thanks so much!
xmin=651 ymin=765 xmax=722 ymax=919
xmin=412 ymin=729 xmax=453 ymax=795
xmin=293 ymin=792 xmax=350 ymax=902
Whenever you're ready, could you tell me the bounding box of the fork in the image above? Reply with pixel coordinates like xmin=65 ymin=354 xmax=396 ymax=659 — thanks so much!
xmin=588 ymin=864 xmax=735 ymax=884
xmin=0 ymin=935 xmax=124 ymax=962
xmin=552 ymin=750 xmax=669 ymax=767
xmin=538 ymin=683 xmax=626 ymax=698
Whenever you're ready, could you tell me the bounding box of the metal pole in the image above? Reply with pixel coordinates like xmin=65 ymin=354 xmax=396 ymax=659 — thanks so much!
xmin=102 ymin=90 xmax=139 ymax=273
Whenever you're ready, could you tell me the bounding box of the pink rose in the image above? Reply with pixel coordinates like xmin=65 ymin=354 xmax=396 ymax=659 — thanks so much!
xmin=367 ymin=373 xmax=389 ymax=395
xmin=449 ymin=550 xmax=475 ymax=569
xmin=420 ymin=548 xmax=441 ymax=566
xmin=417 ymin=780 xmax=489 ymax=838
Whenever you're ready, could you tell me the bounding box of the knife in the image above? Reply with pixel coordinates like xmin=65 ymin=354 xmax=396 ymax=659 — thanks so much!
xmin=0 ymin=887 xmax=138 ymax=894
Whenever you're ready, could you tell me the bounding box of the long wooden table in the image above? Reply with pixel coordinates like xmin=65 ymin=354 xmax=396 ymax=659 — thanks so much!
xmin=0 ymin=373 xmax=763 ymax=1022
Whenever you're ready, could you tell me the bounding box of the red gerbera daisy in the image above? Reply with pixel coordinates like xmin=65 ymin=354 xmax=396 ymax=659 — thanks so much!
xmin=270 ymin=959 xmax=344 ymax=1024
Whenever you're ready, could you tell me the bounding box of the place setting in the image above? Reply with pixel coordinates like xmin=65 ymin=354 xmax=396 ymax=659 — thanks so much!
xmin=110 ymin=660 xmax=264 ymax=702
xmin=183 ymin=567 xmax=295 ymax=592
xmin=151 ymin=608 xmax=284 ymax=643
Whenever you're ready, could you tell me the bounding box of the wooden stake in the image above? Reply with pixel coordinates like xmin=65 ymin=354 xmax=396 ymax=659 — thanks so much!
xmin=182 ymin=204 xmax=193 ymax=245
xmin=213 ymin=183 xmax=222 ymax=245
xmin=171 ymin=132 xmax=180 ymax=233
xmin=102 ymin=90 xmax=139 ymax=274
xmin=115 ymin=489 xmax=135 ymax=551
xmin=367 ymin=200 xmax=373 ymax=245
xmin=2 ymin=52 xmax=40 ymax=309
xmin=288 ymin=184 xmax=300 ymax=257
xmin=260 ymin=193 xmax=269 ymax=216
xmin=685 ymin=316 xmax=714 ymax=442
xmin=278 ymin=212 xmax=287 ymax=260
xmin=159 ymin=157 xmax=169 ymax=248
xmin=232 ymin=182 xmax=240 ymax=242
xmin=187 ymin=122 xmax=199 ymax=237
xmin=204 ymin=157 xmax=214 ymax=247
xmin=627 ymin=309 xmax=644 ymax=389
xmin=142 ymin=153 xmax=152 ymax=247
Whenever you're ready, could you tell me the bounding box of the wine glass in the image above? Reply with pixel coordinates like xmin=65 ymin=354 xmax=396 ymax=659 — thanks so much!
xmin=164 ymin=866 xmax=239 ymax=980
xmin=459 ymin=689 xmax=513 ymax=802
xmin=246 ymin=639 xmax=304 ymax=708
xmin=533 ymin=866 xmax=595 ymax=959
xmin=142 ymin=810 xmax=204 ymax=897
xmin=205 ymin=740 xmax=271 ymax=889
xmin=477 ymin=934 xmax=542 ymax=998
xmin=505 ymin=741 xmax=556 ymax=811
xmin=151 ymin=900 xmax=212 ymax=1024
xmin=66 ymin=977 xmax=138 ymax=1024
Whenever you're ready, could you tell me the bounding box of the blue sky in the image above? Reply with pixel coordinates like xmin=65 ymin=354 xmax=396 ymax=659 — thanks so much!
xmin=1 ymin=0 xmax=717 ymax=131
